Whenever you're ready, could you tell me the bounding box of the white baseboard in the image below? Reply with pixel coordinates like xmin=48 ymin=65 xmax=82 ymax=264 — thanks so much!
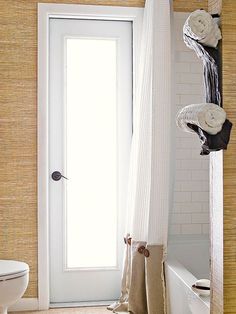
xmin=50 ymin=301 xmax=113 ymax=308
xmin=9 ymin=298 xmax=39 ymax=312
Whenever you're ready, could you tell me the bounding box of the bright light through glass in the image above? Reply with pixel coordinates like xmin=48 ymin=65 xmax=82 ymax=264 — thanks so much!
xmin=66 ymin=38 xmax=118 ymax=268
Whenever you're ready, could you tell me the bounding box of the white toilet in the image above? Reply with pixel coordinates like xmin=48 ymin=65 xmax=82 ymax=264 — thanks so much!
xmin=0 ymin=260 xmax=29 ymax=314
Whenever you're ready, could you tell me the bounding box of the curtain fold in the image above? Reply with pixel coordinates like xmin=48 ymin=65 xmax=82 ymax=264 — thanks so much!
xmin=109 ymin=0 xmax=173 ymax=313
xmin=145 ymin=245 xmax=165 ymax=314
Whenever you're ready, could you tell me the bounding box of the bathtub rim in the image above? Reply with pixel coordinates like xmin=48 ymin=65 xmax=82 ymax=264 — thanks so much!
xmin=165 ymin=258 xmax=210 ymax=309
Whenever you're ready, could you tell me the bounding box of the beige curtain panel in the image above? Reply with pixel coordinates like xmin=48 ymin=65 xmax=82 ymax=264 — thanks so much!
xmin=108 ymin=237 xmax=165 ymax=314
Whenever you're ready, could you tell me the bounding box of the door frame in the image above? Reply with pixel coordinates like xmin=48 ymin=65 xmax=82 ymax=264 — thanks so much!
xmin=38 ymin=3 xmax=143 ymax=310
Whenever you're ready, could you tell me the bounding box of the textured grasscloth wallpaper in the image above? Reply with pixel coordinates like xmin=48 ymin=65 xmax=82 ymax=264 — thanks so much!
xmin=221 ymin=1 xmax=236 ymax=312
xmin=0 ymin=0 xmax=207 ymax=298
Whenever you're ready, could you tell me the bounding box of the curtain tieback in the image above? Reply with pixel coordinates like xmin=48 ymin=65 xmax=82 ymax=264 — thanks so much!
xmin=127 ymin=237 xmax=132 ymax=246
xmin=144 ymin=248 xmax=150 ymax=257
xmin=137 ymin=246 xmax=150 ymax=258
xmin=138 ymin=246 xmax=145 ymax=254
xmin=124 ymin=236 xmax=132 ymax=245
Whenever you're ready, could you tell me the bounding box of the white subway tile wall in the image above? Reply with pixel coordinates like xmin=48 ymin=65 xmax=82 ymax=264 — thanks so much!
xmin=169 ymin=13 xmax=209 ymax=236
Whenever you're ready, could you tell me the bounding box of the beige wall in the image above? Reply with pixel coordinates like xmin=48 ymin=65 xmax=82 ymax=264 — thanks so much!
xmin=173 ymin=0 xmax=207 ymax=12
xmin=0 ymin=0 xmax=207 ymax=299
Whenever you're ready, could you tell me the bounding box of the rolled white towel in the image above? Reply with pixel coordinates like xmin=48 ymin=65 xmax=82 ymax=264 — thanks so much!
xmin=183 ymin=9 xmax=222 ymax=48
xmin=176 ymin=103 xmax=226 ymax=135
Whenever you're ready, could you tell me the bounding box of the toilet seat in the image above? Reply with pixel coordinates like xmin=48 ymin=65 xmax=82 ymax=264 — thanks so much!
xmin=0 ymin=260 xmax=29 ymax=281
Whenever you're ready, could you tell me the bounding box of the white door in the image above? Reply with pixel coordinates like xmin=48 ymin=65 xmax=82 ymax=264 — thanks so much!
xmin=49 ymin=18 xmax=132 ymax=304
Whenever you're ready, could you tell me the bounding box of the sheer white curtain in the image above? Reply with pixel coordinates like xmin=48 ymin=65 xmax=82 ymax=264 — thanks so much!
xmin=108 ymin=0 xmax=173 ymax=313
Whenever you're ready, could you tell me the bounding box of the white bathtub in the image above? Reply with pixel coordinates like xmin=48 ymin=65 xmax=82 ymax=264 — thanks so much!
xmin=165 ymin=236 xmax=210 ymax=314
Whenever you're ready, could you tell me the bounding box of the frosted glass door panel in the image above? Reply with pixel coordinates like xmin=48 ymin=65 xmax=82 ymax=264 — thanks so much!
xmin=49 ymin=17 xmax=134 ymax=302
xmin=66 ymin=39 xmax=118 ymax=269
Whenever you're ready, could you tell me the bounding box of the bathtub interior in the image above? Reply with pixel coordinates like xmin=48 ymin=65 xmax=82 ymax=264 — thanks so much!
xmin=166 ymin=235 xmax=210 ymax=314
xmin=167 ymin=235 xmax=210 ymax=279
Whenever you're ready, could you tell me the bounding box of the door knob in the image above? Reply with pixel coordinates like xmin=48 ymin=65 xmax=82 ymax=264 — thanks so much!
xmin=51 ymin=171 xmax=68 ymax=181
